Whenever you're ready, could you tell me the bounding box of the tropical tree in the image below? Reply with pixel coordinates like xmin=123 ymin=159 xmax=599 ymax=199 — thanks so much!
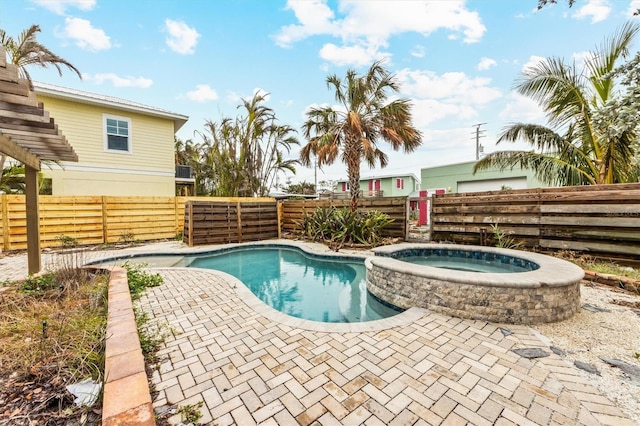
xmin=195 ymin=92 xmax=299 ymax=197
xmin=593 ymin=50 xmax=640 ymax=179
xmin=281 ymin=180 xmax=316 ymax=195
xmin=474 ymin=22 xmax=640 ymax=186
xmin=300 ymin=61 xmax=422 ymax=211
xmin=0 ymin=165 xmax=26 ymax=194
xmin=0 ymin=24 xmax=82 ymax=85
xmin=0 ymin=164 xmax=51 ymax=194
xmin=0 ymin=24 xmax=82 ymax=182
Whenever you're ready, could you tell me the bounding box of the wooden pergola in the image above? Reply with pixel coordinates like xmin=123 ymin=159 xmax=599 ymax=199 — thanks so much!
xmin=0 ymin=47 xmax=78 ymax=274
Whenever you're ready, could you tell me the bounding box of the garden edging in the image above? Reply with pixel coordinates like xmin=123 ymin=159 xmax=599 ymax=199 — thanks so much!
xmin=102 ymin=266 xmax=155 ymax=426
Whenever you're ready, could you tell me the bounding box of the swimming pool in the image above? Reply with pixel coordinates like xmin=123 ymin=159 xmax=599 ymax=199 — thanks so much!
xmin=122 ymin=246 xmax=401 ymax=323
xmin=367 ymin=243 xmax=584 ymax=324
xmin=384 ymin=247 xmax=539 ymax=273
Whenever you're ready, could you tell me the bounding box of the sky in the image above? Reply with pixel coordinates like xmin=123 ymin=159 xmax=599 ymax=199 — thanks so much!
xmin=2 ymin=0 xmax=640 ymax=189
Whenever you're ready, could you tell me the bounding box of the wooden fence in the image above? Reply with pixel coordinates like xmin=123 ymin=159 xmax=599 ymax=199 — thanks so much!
xmin=0 ymin=195 xmax=273 ymax=251
xmin=281 ymin=197 xmax=408 ymax=239
xmin=183 ymin=200 xmax=278 ymax=246
xmin=430 ymin=183 xmax=640 ymax=260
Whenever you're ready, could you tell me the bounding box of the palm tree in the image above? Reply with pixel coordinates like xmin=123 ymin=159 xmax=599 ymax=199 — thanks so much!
xmin=0 ymin=24 xmax=82 ymax=180
xmin=474 ymin=22 xmax=640 ymax=186
xmin=300 ymin=61 xmax=422 ymax=211
xmin=0 ymin=24 xmax=82 ymax=85
xmin=198 ymin=92 xmax=299 ymax=197
xmin=0 ymin=165 xmax=26 ymax=194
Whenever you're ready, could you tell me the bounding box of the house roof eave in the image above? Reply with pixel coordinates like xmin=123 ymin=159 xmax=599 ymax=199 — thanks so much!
xmin=33 ymin=81 xmax=189 ymax=131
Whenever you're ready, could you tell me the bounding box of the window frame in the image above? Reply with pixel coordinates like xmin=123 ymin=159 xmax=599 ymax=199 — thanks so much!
xmin=103 ymin=114 xmax=132 ymax=154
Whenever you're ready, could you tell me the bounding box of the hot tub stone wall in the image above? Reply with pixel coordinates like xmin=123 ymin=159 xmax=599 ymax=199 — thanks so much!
xmin=366 ymin=264 xmax=581 ymax=324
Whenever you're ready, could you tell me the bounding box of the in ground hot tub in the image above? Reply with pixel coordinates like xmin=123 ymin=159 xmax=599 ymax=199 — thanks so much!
xmin=365 ymin=244 xmax=584 ymax=324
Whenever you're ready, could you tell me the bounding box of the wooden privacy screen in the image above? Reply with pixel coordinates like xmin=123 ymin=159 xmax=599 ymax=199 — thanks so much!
xmin=280 ymin=197 xmax=408 ymax=239
xmin=0 ymin=195 xmax=273 ymax=251
xmin=183 ymin=200 xmax=278 ymax=246
xmin=431 ymin=183 xmax=640 ymax=260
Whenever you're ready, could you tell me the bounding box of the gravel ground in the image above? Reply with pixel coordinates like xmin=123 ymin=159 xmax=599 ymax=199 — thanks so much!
xmin=531 ymin=282 xmax=640 ymax=425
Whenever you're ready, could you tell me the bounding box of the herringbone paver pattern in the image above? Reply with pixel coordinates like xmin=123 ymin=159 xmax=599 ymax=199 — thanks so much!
xmin=140 ymin=268 xmax=635 ymax=426
xmin=1 ymin=241 xmax=633 ymax=425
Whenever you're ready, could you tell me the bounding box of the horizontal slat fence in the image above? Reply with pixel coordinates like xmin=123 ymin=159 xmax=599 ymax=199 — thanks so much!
xmin=431 ymin=183 xmax=640 ymax=261
xmin=281 ymin=197 xmax=408 ymax=238
xmin=183 ymin=200 xmax=278 ymax=246
xmin=0 ymin=195 xmax=274 ymax=251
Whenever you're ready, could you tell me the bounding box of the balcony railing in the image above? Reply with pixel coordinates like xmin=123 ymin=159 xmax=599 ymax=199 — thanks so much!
xmin=319 ymin=190 xmax=384 ymax=199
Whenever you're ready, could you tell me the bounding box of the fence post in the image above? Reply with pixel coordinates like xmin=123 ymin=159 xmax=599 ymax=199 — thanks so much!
xmin=405 ymin=197 xmax=410 ymax=241
xmin=277 ymin=201 xmax=282 ymax=239
xmin=236 ymin=201 xmax=242 ymax=243
xmin=101 ymin=196 xmax=108 ymax=244
xmin=187 ymin=201 xmax=193 ymax=246
xmin=2 ymin=195 xmax=9 ymax=251
xmin=175 ymin=197 xmax=180 ymax=237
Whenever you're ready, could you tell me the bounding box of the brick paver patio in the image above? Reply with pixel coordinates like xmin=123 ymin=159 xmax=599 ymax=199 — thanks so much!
xmin=1 ymin=241 xmax=635 ymax=425
xmin=139 ymin=266 xmax=634 ymax=425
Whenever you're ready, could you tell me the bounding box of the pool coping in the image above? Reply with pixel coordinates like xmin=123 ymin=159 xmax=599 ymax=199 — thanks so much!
xmin=91 ymin=239 xmax=431 ymax=333
xmin=101 ymin=266 xmax=155 ymax=426
xmin=96 ymin=241 xmax=431 ymax=424
xmin=370 ymin=242 xmax=585 ymax=288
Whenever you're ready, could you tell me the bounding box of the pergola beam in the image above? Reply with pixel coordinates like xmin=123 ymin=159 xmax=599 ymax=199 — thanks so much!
xmin=0 ymin=133 xmax=41 ymax=170
xmin=0 ymin=46 xmax=77 ymax=275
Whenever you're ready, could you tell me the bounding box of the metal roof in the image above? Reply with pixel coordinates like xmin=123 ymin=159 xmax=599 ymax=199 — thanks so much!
xmin=33 ymin=81 xmax=189 ymax=131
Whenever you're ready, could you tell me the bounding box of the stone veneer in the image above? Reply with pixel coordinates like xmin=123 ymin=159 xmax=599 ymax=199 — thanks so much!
xmin=366 ymin=244 xmax=585 ymax=324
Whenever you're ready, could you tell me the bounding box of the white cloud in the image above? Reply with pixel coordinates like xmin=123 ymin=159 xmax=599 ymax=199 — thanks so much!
xmin=398 ymin=69 xmax=502 ymax=104
xmin=275 ymin=0 xmax=486 ymax=66
xmin=31 ymin=0 xmax=95 ymax=14
xmin=319 ymin=43 xmax=389 ymax=67
xmin=627 ymin=0 xmax=640 ymax=17
xmin=572 ymin=0 xmax=611 ymax=23
xmin=86 ymin=73 xmax=152 ymax=88
xmin=254 ymin=88 xmax=271 ymax=102
xmin=226 ymin=88 xmax=270 ymax=105
xmin=226 ymin=91 xmax=242 ymax=104
xmin=410 ymin=45 xmax=425 ymax=58
xmin=186 ymin=84 xmax=218 ymax=102
xmin=164 ymin=19 xmax=200 ymax=55
xmin=572 ymin=50 xmax=595 ymax=73
xmin=521 ymin=55 xmax=546 ymax=73
xmin=59 ymin=17 xmax=111 ymax=51
xmin=498 ymin=92 xmax=546 ymax=123
xmin=274 ymin=0 xmax=337 ymax=48
xmin=477 ymin=57 xmax=496 ymax=71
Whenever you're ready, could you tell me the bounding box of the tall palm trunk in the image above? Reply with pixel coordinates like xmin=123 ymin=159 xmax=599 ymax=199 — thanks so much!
xmin=345 ymin=132 xmax=361 ymax=212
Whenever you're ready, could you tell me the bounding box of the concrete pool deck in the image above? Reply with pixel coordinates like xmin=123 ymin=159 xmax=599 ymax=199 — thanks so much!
xmin=0 ymin=240 xmax=635 ymax=425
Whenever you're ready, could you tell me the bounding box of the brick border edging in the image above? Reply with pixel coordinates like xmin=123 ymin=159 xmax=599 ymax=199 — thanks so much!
xmin=583 ymin=269 xmax=640 ymax=294
xmin=101 ymin=266 xmax=155 ymax=426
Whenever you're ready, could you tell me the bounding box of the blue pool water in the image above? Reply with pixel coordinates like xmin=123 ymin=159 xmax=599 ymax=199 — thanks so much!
xmin=385 ymin=248 xmax=539 ymax=273
xmin=186 ymin=247 xmax=401 ymax=323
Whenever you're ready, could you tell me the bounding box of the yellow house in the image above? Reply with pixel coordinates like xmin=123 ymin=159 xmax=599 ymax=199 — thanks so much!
xmin=33 ymin=82 xmax=189 ymax=196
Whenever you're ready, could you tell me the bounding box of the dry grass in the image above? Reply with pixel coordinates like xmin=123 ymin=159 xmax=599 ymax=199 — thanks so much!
xmin=556 ymin=250 xmax=640 ymax=281
xmin=0 ymin=271 xmax=108 ymax=383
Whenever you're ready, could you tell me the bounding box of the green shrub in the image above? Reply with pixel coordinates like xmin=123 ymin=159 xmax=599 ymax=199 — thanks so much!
xmin=297 ymin=206 xmax=393 ymax=248
xmin=490 ymin=224 xmax=522 ymax=249
xmin=122 ymin=261 xmax=163 ymax=300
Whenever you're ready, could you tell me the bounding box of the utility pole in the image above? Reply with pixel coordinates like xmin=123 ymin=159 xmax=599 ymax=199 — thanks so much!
xmin=472 ymin=123 xmax=486 ymax=160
